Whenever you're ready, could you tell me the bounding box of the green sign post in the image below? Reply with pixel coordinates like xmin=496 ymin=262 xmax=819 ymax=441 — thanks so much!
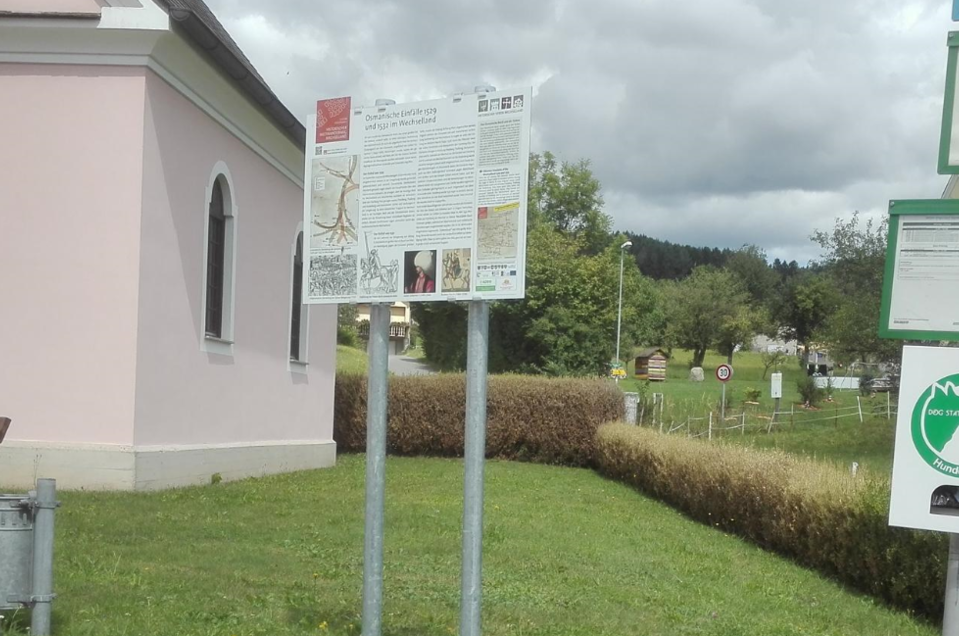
xmin=887 ymin=23 xmax=959 ymax=636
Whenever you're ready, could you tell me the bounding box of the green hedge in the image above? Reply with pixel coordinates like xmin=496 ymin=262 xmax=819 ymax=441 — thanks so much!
xmin=334 ymin=374 xmax=624 ymax=466
xmin=595 ymin=423 xmax=946 ymax=620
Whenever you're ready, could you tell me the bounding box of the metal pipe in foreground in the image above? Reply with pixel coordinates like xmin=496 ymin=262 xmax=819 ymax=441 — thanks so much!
xmin=362 ymin=304 xmax=390 ymax=636
xmin=460 ymin=300 xmax=490 ymax=636
xmin=30 ymin=479 xmax=56 ymax=636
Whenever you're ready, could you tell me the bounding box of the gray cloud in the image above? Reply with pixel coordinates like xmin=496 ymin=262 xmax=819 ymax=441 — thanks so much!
xmin=206 ymin=0 xmax=953 ymax=260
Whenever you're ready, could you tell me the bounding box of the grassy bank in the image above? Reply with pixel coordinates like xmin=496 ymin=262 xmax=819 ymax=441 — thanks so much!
xmin=1 ymin=456 xmax=936 ymax=636
xmin=336 ymin=344 xmax=368 ymax=375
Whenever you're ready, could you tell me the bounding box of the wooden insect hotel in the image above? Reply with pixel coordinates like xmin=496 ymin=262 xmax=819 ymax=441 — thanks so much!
xmin=634 ymin=347 xmax=668 ymax=381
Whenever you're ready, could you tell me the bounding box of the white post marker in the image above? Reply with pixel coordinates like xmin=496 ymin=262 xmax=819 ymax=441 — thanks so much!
xmin=615 ymin=240 xmax=632 ymax=367
xmin=770 ymin=372 xmax=783 ymax=423
xmin=716 ymin=364 xmax=733 ymax=421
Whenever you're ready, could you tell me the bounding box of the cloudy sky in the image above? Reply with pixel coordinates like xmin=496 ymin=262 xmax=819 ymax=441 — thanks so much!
xmin=208 ymin=0 xmax=953 ymax=263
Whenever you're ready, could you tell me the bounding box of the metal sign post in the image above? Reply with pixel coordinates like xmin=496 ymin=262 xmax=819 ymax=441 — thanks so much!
xmin=361 ymin=303 xmax=390 ymax=636
xmin=460 ymin=299 xmax=490 ymax=636
xmin=716 ymin=364 xmax=733 ymax=421
xmin=946 ymin=534 xmax=959 ymax=635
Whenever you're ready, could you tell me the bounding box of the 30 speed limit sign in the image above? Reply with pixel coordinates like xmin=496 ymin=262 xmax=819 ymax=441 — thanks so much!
xmin=716 ymin=364 xmax=734 ymax=382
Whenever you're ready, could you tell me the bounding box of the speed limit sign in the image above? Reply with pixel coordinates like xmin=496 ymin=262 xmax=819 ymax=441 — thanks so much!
xmin=716 ymin=364 xmax=734 ymax=382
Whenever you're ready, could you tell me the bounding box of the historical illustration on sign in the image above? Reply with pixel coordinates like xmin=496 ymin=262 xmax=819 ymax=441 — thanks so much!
xmin=442 ymin=248 xmax=471 ymax=293
xmin=359 ymin=234 xmax=399 ymax=295
xmin=477 ymin=203 xmax=519 ymax=261
xmin=404 ymin=250 xmax=436 ymax=294
xmin=310 ymin=254 xmax=356 ymax=297
xmin=310 ymin=155 xmax=359 ymax=248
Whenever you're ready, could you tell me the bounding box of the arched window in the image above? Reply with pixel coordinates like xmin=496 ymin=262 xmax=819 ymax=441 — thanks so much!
xmin=201 ymin=166 xmax=237 ymax=354
xmin=290 ymin=231 xmax=305 ymax=361
xmin=205 ymin=179 xmax=226 ymax=338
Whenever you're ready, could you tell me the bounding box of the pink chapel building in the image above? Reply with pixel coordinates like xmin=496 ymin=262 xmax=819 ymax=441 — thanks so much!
xmin=0 ymin=0 xmax=338 ymax=489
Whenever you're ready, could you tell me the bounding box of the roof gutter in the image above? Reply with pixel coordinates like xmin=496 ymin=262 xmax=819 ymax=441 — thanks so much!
xmin=166 ymin=7 xmax=306 ymax=148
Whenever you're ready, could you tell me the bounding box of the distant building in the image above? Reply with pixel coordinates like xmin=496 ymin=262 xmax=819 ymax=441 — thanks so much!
xmin=356 ymin=303 xmax=412 ymax=355
xmin=750 ymin=335 xmax=799 ymax=356
xmin=0 ymin=0 xmax=336 ymax=489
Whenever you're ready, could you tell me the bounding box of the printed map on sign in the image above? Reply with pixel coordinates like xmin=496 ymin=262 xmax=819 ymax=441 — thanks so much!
xmin=477 ymin=203 xmax=519 ymax=260
xmin=310 ymin=155 xmax=359 ymax=249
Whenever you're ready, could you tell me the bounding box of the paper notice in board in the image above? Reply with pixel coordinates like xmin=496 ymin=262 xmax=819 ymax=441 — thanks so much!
xmin=887 ymin=215 xmax=959 ymax=334
xmin=302 ymin=89 xmax=532 ymax=304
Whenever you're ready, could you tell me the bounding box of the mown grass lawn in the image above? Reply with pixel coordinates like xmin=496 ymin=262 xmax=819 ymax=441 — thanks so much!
xmin=2 ymin=456 xmax=935 ymax=636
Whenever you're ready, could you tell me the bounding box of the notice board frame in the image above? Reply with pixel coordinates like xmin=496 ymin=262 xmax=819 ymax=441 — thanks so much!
xmin=879 ymin=199 xmax=959 ymax=341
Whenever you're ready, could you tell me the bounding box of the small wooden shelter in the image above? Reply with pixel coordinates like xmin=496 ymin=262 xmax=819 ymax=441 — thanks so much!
xmin=634 ymin=347 xmax=668 ymax=381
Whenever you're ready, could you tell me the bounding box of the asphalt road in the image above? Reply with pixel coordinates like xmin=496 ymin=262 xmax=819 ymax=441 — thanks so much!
xmin=389 ymin=354 xmax=436 ymax=376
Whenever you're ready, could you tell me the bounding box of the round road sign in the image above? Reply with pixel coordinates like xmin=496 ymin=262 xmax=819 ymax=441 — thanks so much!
xmin=716 ymin=364 xmax=733 ymax=382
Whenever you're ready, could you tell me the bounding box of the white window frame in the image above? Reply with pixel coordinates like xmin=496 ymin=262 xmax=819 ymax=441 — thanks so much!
xmin=200 ymin=161 xmax=238 ymax=356
xmin=288 ymin=224 xmax=310 ymax=372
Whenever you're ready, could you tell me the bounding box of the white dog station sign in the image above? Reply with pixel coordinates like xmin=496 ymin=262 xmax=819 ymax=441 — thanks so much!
xmin=890 ymin=346 xmax=959 ymax=532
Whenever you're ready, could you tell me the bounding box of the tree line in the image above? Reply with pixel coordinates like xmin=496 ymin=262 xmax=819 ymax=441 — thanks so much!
xmin=413 ymin=152 xmax=898 ymax=375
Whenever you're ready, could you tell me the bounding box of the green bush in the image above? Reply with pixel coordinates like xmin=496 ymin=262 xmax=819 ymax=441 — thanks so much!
xmin=595 ymin=424 xmax=946 ymax=619
xmin=744 ymin=387 xmax=762 ymax=402
xmin=796 ymin=374 xmax=824 ymax=406
xmin=860 ymin=370 xmax=876 ymax=397
xmin=334 ymin=374 xmax=624 ymax=466
xmin=337 ymin=324 xmax=360 ymax=348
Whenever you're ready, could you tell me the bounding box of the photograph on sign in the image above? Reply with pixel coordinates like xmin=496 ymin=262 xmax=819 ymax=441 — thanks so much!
xmin=889 ymin=346 xmax=959 ymax=533
xmin=879 ymin=200 xmax=959 ymax=341
xmin=302 ymin=90 xmax=532 ymax=304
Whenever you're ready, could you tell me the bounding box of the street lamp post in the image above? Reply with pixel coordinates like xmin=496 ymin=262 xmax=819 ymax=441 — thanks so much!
xmin=616 ymin=240 xmax=633 ymax=369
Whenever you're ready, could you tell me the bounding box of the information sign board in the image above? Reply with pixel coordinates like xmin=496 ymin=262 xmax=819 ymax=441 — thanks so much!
xmin=303 ymin=89 xmax=532 ymax=304
xmin=770 ymin=372 xmax=783 ymax=399
xmin=889 ymin=346 xmax=959 ymax=532
xmin=879 ymin=200 xmax=959 ymax=341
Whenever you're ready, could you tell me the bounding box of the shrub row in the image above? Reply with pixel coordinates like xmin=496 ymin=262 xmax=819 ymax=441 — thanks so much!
xmin=595 ymin=423 xmax=946 ymax=620
xmin=334 ymin=374 xmax=624 ymax=466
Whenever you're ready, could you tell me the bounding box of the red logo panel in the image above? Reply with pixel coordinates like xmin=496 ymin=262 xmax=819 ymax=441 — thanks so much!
xmin=316 ymin=97 xmax=352 ymax=143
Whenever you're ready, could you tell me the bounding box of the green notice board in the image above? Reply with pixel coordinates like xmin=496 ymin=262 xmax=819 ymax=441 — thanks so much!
xmin=880 ymin=199 xmax=959 ymax=341
xmin=941 ymin=33 xmax=959 ymax=174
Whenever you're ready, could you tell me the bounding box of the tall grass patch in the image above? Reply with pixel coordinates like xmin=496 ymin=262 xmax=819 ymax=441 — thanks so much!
xmin=596 ymin=423 xmax=946 ymax=619
xmin=335 ymin=375 xmax=623 ymax=466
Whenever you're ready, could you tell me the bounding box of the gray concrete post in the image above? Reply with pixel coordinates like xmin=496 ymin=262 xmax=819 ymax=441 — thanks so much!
xmin=30 ymin=479 xmax=56 ymax=636
xmin=460 ymin=300 xmax=490 ymax=636
xmin=362 ymin=304 xmax=390 ymax=636
xmin=624 ymin=393 xmax=638 ymax=425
